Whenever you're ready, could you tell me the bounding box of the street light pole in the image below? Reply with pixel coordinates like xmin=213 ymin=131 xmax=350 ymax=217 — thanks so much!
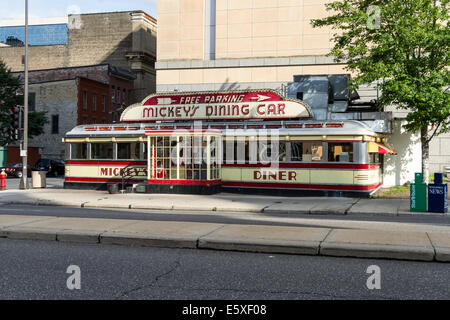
xmin=20 ymin=0 xmax=29 ymax=189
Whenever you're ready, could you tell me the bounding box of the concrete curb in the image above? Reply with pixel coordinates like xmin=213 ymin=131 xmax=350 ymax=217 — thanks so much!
xmin=198 ymin=238 xmax=320 ymax=255
xmin=319 ymin=242 xmax=435 ymax=262
xmin=0 ymin=227 xmax=447 ymax=263
xmin=435 ymin=247 xmax=450 ymax=262
xmin=100 ymin=233 xmax=198 ymax=249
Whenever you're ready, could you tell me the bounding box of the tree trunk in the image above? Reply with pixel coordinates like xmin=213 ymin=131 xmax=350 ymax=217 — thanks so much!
xmin=420 ymin=126 xmax=430 ymax=184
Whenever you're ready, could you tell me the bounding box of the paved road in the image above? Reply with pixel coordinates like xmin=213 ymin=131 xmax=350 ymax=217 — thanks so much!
xmin=1 ymin=204 xmax=449 ymax=229
xmin=0 ymin=238 xmax=448 ymax=300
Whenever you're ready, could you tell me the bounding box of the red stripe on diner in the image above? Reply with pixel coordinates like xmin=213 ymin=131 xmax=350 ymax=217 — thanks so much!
xmin=223 ymin=182 xmax=381 ymax=191
xmin=147 ymin=179 xmax=222 ymax=186
xmin=66 ymin=160 xmax=147 ymax=165
xmin=65 ymin=177 xmax=145 ymax=183
xmin=222 ymin=163 xmax=380 ymax=169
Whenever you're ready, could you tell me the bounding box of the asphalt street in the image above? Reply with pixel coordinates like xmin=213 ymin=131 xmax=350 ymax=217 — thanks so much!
xmin=0 ymin=238 xmax=449 ymax=300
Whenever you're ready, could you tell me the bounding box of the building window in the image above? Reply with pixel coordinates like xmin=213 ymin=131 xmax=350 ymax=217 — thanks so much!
xmin=111 ymin=86 xmax=115 ymax=103
xmin=101 ymin=95 xmax=106 ymax=112
xmin=128 ymin=89 xmax=132 ymax=105
xmin=83 ymin=90 xmax=87 ymax=110
xmin=123 ymin=88 xmax=126 ymax=105
xmin=51 ymin=115 xmax=59 ymax=134
xmin=101 ymin=118 xmax=106 ymax=124
xmin=29 ymin=92 xmax=36 ymax=112
xmin=328 ymin=142 xmax=353 ymax=162
xmin=117 ymin=87 xmax=121 ymax=104
xmin=92 ymin=117 xmax=96 ymax=124
xmin=82 ymin=116 xmax=88 ymax=124
xmin=93 ymin=93 xmax=97 ymax=111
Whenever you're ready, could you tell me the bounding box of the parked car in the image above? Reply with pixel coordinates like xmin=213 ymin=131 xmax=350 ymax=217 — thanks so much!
xmin=3 ymin=163 xmax=34 ymax=178
xmin=35 ymin=158 xmax=65 ymax=177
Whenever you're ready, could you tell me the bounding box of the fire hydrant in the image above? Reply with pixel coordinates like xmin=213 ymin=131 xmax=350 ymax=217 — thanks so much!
xmin=0 ymin=169 xmax=7 ymax=191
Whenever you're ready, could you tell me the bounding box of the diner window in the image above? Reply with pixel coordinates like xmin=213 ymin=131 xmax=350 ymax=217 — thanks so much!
xmin=117 ymin=142 xmax=141 ymax=160
xmin=369 ymin=152 xmax=381 ymax=164
xmin=258 ymin=141 xmax=286 ymax=163
xmin=70 ymin=143 xmax=88 ymax=160
xmin=290 ymin=142 xmax=303 ymax=162
xmin=291 ymin=141 xmax=322 ymax=162
xmin=91 ymin=143 xmax=113 ymax=159
xmin=328 ymin=142 xmax=353 ymax=162
xmin=303 ymin=142 xmax=323 ymax=162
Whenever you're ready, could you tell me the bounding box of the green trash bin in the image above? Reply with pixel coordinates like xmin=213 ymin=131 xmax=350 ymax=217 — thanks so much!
xmin=410 ymin=173 xmax=427 ymax=212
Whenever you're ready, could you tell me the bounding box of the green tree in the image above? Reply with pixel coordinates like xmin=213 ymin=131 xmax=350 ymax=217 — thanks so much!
xmin=0 ymin=59 xmax=23 ymax=146
xmin=312 ymin=0 xmax=449 ymax=183
xmin=0 ymin=59 xmax=48 ymax=146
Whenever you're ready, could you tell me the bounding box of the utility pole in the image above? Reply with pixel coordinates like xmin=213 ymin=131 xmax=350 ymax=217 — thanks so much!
xmin=20 ymin=0 xmax=29 ymax=189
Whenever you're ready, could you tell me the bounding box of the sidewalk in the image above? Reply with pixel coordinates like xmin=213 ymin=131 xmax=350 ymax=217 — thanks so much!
xmin=0 ymin=188 xmax=449 ymax=262
xmin=0 ymin=213 xmax=449 ymax=262
xmin=0 ymin=188 xmax=446 ymax=216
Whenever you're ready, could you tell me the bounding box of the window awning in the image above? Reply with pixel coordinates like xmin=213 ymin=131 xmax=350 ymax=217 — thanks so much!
xmin=368 ymin=142 xmax=397 ymax=155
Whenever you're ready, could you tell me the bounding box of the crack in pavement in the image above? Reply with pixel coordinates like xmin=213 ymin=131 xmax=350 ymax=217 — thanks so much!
xmin=113 ymin=260 xmax=181 ymax=300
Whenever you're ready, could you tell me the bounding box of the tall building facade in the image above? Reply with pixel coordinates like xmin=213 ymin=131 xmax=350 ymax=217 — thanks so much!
xmin=156 ymin=0 xmax=449 ymax=186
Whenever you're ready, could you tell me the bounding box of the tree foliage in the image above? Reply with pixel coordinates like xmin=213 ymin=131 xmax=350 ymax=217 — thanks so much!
xmin=0 ymin=59 xmax=23 ymax=146
xmin=0 ymin=59 xmax=48 ymax=146
xmin=312 ymin=0 xmax=449 ymax=181
xmin=312 ymin=0 xmax=449 ymax=136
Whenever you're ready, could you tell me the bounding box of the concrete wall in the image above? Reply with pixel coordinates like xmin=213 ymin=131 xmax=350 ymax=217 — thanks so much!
xmin=383 ymin=120 xmax=422 ymax=186
xmin=28 ymin=80 xmax=78 ymax=159
xmin=429 ymin=131 xmax=450 ymax=175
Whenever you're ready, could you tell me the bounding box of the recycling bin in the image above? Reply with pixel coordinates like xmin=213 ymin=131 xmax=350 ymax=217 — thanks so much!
xmin=428 ymin=173 xmax=448 ymax=213
xmin=32 ymin=170 xmax=47 ymax=188
xmin=410 ymin=172 xmax=427 ymax=212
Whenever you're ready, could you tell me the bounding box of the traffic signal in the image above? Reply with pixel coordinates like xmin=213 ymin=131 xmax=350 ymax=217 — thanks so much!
xmin=10 ymin=107 xmax=20 ymax=140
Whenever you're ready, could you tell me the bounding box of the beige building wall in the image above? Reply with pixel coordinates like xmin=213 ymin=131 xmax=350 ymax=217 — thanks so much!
xmin=156 ymin=0 xmax=342 ymax=91
xmin=216 ymin=0 xmax=334 ymax=59
xmin=158 ymin=0 xmax=205 ymax=61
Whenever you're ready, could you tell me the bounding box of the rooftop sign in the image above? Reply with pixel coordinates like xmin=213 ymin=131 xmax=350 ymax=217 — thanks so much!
xmin=120 ymin=90 xmax=312 ymax=122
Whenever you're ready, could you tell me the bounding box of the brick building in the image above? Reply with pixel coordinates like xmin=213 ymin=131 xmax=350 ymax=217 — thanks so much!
xmin=0 ymin=10 xmax=156 ymax=162
xmin=0 ymin=11 xmax=157 ymax=102
xmin=9 ymin=64 xmax=136 ymax=159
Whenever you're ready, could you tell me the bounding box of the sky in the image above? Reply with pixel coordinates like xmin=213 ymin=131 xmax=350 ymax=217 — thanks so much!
xmin=0 ymin=0 xmax=157 ymax=25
